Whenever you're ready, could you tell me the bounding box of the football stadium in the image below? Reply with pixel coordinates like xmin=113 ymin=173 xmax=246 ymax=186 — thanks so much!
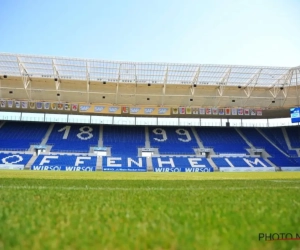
xmin=0 ymin=53 xmax=299 ymax=249
xmin=1 ymin=1 xmax=300 ymax=249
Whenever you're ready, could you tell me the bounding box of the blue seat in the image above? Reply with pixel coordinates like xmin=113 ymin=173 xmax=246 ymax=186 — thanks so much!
xmin=149 ymin=127 xmax=198 ymax=155
xmin=0 ymin=153 xmax=33 ymax=165
xmin=103 ymin=125 xmax=145 ymax=156
xmin=48 ymin=124 xmax=99 ymax=153
xmin=196 ymin=127 xmax=249 ymax=154
xmin=240 ymin=128 xmax=299 ymax=167
xmin=0 ymin=122 xmax=49 ymax=151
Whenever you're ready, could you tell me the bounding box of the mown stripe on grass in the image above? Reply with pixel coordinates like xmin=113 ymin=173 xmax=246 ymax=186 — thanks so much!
xmin=0 ymin=185 xmax=299 ymax=190
xmin=1 ymin=171 xmax=300 ymax=181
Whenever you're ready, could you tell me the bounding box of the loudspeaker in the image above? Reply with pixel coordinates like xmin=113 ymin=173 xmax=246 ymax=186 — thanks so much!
xmin=226 ymin=122 xmax=230 ymax=127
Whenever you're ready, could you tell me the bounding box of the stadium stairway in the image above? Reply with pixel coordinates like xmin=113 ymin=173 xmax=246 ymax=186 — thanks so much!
xmin=24 ymin=122 xmax=53 ymax=154
xmin=226 ymin=128 xmax=278 ymax=169
xmin=98 ymin=125 xmax=103 ymax=147
xmin=40 ymin=123 xmax=54 ymax=145
xmin=96 ymin=156 xmax=102 ymax=170
xmin=282 ymin=127 xmax=292 ymax=149
xmin=285 ymin=126 xmax=300 ymax=148
xmin=263 ymin=158 xmax=277 ymax=169
xmin=106 ymin=148 xmax=112 ymax=156
xmin=192 ymin=128 xmax=217 ymax=156
xmin=146 ymin=158 xmax=153 ymax=171
xmin=188 ymin=129 xmax=218 ymax=170
xmin=282 ymin=127 xmax=300 ymax=157
xmin=256 ymin=128 xmax=290 ymax=157
xmin=235 ymin=127 xmax=255 ymax=151
xmin=0 ymin=121 xmax=5 ymax=129
xmin=145 ymin=127 xmax=150 ymax=148
xmin=206 ymin=158 xmax=218 ymax=171
xmin=144 ymin=127 xmax=153 ymax=170
xmin=25 ymin=154 xmax=38 ymax=170
xmin=191 ymin=127 xmax=205 ymax=149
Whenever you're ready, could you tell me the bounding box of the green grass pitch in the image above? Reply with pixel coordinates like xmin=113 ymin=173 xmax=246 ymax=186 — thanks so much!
xmin=0 ymin=171 xmax=299 ymax=250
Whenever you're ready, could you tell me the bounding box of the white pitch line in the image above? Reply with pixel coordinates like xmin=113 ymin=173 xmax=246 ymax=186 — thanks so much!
xmin=0 ymin=185 xmax=299 ymax=191
xmin=269 ymin=180 xmax=300 ymax=183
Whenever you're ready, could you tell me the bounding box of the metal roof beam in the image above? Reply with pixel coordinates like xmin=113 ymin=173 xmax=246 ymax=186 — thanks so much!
xmin=280 ymin=70 xmax=294 ymax=107
xmin=296 ymin=69 xmax=300 ymax=107
xmin=86 ymin=61 xmax=90 ymax=103
xmin=114 ymin=63 xmax=122 ymax=105
xmin=161 ymin=66 xmax=168 ymax=106
xmin=217 ymin=68 xmax=231 ymax=97
xmin=134 ymin=64 xmax=138 ymax=106
xmin=190 ymin=66 xmax=201 ymax=96
xmin=52 ymin=59 xmax=61 ymax=92
xmin=269 ymin=69 xmax=293 ymax=98
xmin=16 ymin=56 xmax=31 ymax=99
xmin=214 ymin=68 xmax=231 ymax=106
xmin=269 ymin=69 xmax=291 ymax=88
xmin=243 ymin=69 xmax=262 ymax=98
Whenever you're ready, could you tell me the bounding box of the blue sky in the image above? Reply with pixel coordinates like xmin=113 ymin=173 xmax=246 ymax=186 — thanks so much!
xmin=0 ymin=0 xmax=299 ymax=66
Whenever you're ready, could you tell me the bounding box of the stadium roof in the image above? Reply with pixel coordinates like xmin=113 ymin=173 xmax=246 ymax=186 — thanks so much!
xmin=0 ymin=52 xmax=299 ymax=86
xmin=0 ymin=52 xmax=299 ymax=110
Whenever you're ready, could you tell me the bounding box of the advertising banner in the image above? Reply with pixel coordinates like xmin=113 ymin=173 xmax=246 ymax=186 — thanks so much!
xmin=172 ymin=107 xmax=178 ymax=114
xmin=0 ymin=164 xmax=24 ymax=170
xmin=225 ymin=108 xmax=231 ymax=115
xmin=199 ymin=108 xmax=205 ymax=115
xmin=79 ymin=104 xmax=122 ymax=114
xmin=122 ymin=106 xmax=129 ymax=114
xmin=219 ymin=167 xmax=275 ymax=172
xmin=102 ymin=157 xmax=147 ymax=172
xmin=7 ymin=100 xmax=13 ymax=108
xmin=72 ymin=104 xmax=78 ymax=111
xmin=51 ymin=102 xmax=57 ymax=110
xmin=280 ymin=167 xmax=300 ymax=171
xmin=29 ymin=102 xmax=35 ymax=109
xmin=238 ymin=108 xmax=244 ymax=115
xmin=186 ymin=107 xmax=192 ymax=114
xmin=64 ymin=103 xmax=71 ymax=111
xmin=126 ymin=107 xmax=170 ymax=115
xmin=250 ymin=109 xmax=256 ymax=116
xmin=21 ymin=101 xmax=28 ymax=109
xmin=257 ymin=109 xmax=263 ymax=116
xmin=0 ymin=98 xmax=268 ymax=118
xmin=31 ymin=155 xmax=97 ymax=171
xmin=231 ymin=108 xmax=237 ymax=115
xmin=179 ymin=107 xmax=186 ymax=114
xmin=192 ymin=108 xmax=199 ymax=114
xmin=1 ymin=100 xmax=6 ymax=108
xmin=153 ymin=167 xmax=213 ymax=172
xmin=31 ymin=166 xmax=96 ymax=171
xmin=152 ymin=157 xmax=214 ymax=172
xmin=36 ymin=102 xmax=43 ymax=109
xmin=212 ymin=108 xmax=218 ymax=115
xmin=44 ymin=102 xmax=50 ymax=110
xmin=206 ymin=108 xmax=211 ymax=115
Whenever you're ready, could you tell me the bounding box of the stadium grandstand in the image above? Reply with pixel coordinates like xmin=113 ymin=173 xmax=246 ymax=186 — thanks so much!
xmin=0 ymin=52 xmax=300 ymax=172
